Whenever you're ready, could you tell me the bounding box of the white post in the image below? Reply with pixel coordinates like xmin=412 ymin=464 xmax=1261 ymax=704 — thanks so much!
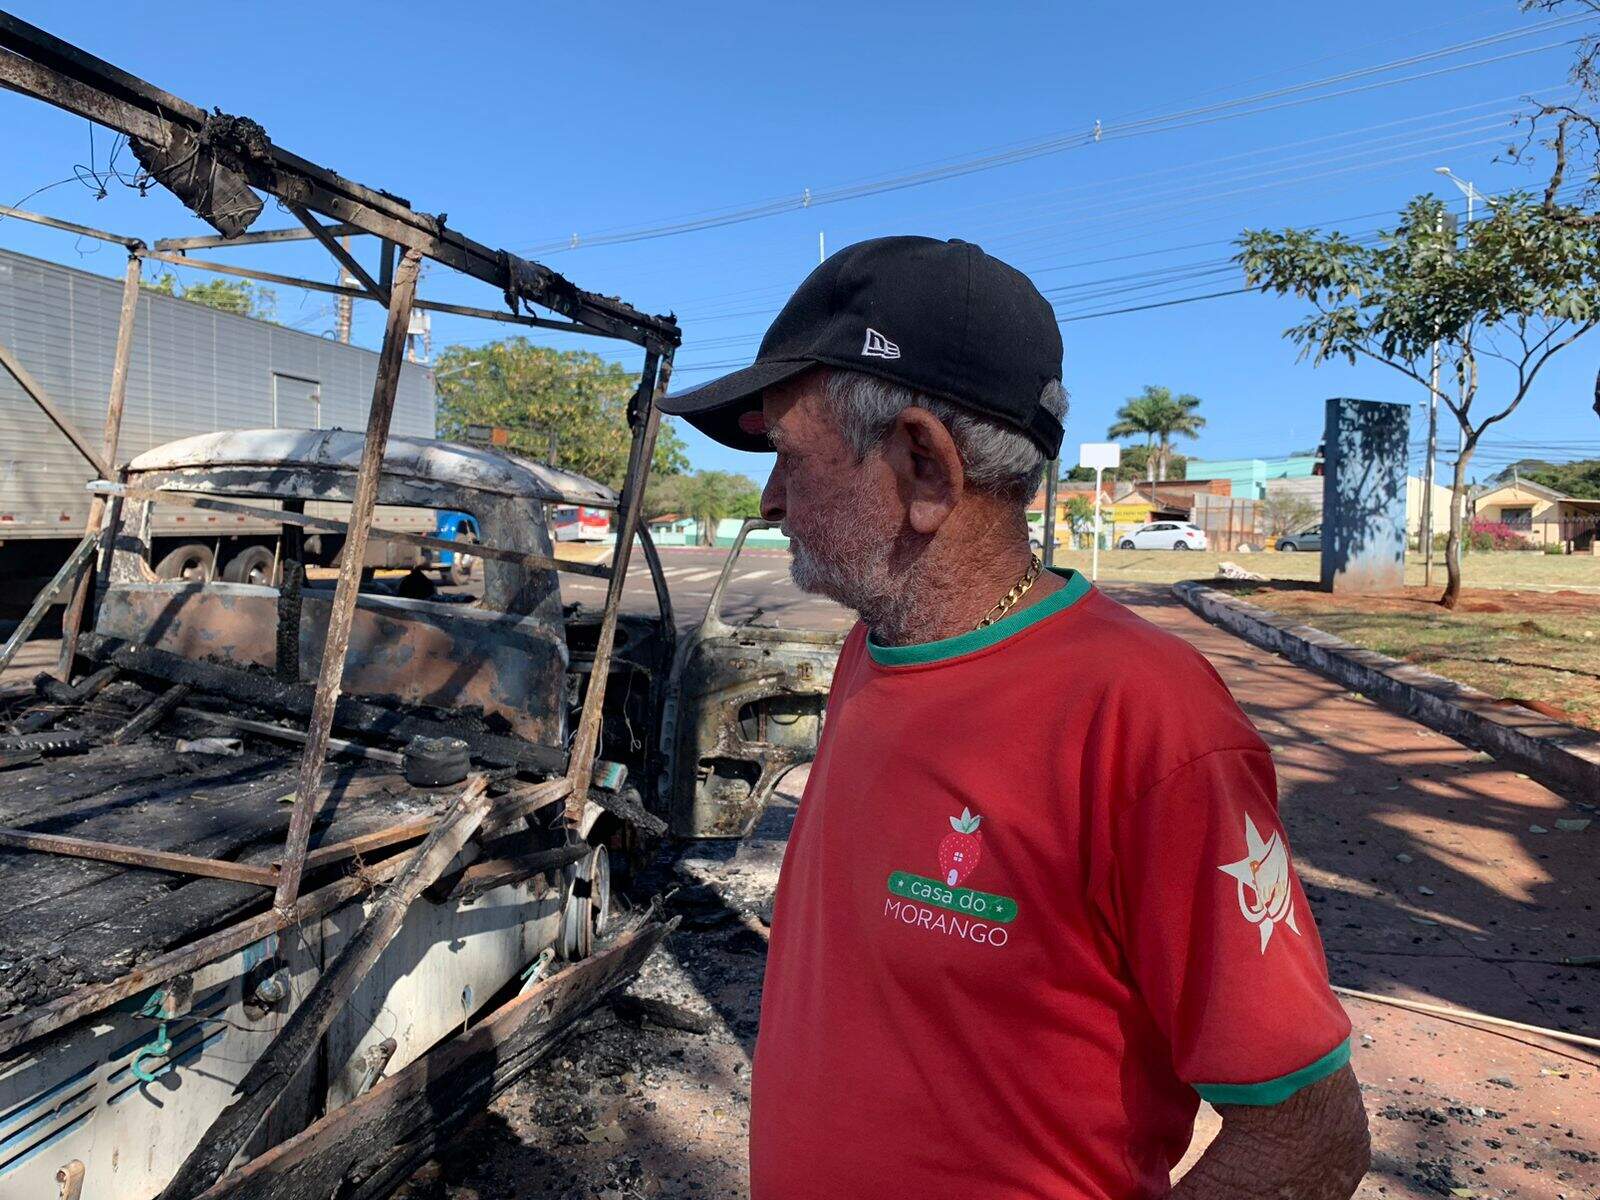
xmin=1078 ymin=442 xmax=1121 ymax=583
xmin=819 ymin=231 xmax=826 ymax=264
xmin=1092 ymin=466 xmax=1104 ymax=582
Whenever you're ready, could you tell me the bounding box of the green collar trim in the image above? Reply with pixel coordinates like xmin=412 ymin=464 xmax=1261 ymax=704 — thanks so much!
xmin=1193 ymin=1038 xmax=1351 ymax=1107
xmin=866 ymin=568 xmax=1092 ymax=667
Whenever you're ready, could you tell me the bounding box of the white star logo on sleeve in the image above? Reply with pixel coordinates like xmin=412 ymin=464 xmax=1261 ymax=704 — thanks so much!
xmin=1218 ymin=814 xmax=1301 ymax=954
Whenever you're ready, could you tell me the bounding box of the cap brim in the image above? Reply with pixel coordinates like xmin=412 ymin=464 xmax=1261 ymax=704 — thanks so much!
xmin=657 ymin=358 xmax=815 ymax=451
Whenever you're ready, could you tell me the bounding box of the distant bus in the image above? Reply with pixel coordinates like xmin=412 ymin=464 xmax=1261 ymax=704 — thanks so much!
xmin=551 ymin=504 xmax=610 ymax=542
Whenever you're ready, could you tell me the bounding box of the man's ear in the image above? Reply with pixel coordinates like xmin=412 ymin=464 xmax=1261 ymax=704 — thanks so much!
xmin=881 ymin=407 xmax=964 ymax=535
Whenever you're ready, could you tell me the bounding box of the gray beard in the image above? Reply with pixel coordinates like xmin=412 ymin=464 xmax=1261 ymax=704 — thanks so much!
xmin=789 ymin=530 xmax=921 ymax=644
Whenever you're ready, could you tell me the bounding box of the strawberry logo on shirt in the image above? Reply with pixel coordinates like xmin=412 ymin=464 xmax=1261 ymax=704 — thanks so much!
xmin=884 ymin=807 xmax=1018 ymax=944
xmin=937 ymin=807 xmax=983 ymax=886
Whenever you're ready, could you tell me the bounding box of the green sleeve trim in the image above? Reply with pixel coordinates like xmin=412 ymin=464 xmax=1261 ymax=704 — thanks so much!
xmin=1193 ymin=1038 xmax=1351 ymax=1107
xmin=866 ymin=568 xmax=1091 ymax=666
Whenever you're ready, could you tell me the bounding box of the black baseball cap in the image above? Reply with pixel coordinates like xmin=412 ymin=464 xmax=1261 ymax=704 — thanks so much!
xmin=659 ymin=236 xmax=1064 ymax=458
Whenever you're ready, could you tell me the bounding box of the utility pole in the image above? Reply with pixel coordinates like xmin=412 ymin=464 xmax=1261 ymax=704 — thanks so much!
xmin=1421 ymin=209 xmax=1444 ymax=587
xmin=1435 ymin=167 xmax=1489 ymax=562
xmin=334 ymin=235 xmax=354 ymax=344
xmin=1042 ymin=460 xmax=1058 ymax=568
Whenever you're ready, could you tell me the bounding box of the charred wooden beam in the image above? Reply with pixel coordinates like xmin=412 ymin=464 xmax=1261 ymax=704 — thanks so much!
xmin=564 ymin=354 xmax=668 ymax=822
xmin=0 ymin=203 xmax=142 ymax=248
xmin=0 ymin=827 xmax=276 ymax=887
xmin=180 ymin=708 xmax=404 ymax=766
xmin=611 ymin=993 xmax=716 ymax=1035
xmin=293 ymin=816 xmax=438 ymax=873
xmin=161 ymin=776 xmax=491 ymax=1200
xmin=153 ymin=222 xmax=365 ymax=252
xmin=426 ymin=841 xmax=590 ymax=903
xmin=275 ymin=250 xmax=420 ymax=913
xmin=0 ymin=13 xmax=680 ymax=352
xmin=107 ymin=682 xmax=189 ymax=745
xmin=58 ymin=252 xmax=142 ymax=679
xmin=193 ymin=918 xmax=675 ymax=1200
xmin=288 ymin=204 xmax=387 ymax=302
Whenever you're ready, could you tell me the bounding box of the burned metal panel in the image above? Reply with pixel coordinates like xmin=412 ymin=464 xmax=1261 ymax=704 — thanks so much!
xmin=0 ymin=925 xmax=323 ymax=1200
xmin=116 ymin=459 xmax=565 ymax=626
xmin=667 ymin=632 xmax=840 ymax=838
xmin=92 ymin=582 xmax=568 ymax=747
xmin=126 ymin=430 xmax=615 ymax=506
xmin=322 ymin=875 xmax=562 ymax=1109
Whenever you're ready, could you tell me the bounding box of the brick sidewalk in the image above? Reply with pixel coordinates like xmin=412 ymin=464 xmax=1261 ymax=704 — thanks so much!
xmin=1113 ymin=582 xmax=1599 ymax=1199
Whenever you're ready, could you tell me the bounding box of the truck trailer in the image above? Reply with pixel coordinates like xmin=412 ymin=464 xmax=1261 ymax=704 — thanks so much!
xmin=0 ymin=247 xmax=437 ymax=603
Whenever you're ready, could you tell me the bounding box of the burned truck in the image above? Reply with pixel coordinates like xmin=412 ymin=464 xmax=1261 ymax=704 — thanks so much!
xmin=0 ymin=13 xmax=841 ymax=1200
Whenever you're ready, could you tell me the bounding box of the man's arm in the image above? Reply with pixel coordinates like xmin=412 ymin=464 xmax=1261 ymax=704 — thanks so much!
xmin=1171 ymin=1066 xmax=1370 ymax=1200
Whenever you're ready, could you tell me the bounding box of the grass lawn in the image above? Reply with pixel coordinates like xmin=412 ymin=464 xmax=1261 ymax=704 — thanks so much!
xmin=1225 ymin=583 xmax=1600 ymax=730
xmin=1052 ymin=547 xmax=1600 ymax=592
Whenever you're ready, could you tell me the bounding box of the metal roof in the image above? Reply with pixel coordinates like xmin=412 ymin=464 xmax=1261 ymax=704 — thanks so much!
xmin=126 ymin=429 xmax=618 ymax=506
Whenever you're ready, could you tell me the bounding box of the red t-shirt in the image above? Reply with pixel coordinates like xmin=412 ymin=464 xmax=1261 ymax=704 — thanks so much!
xmin=750 ymin=573 xmax=1350 ymax=1200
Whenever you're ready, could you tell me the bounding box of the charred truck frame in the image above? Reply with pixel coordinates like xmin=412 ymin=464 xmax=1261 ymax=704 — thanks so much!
xmin=0 ymin=11 xmax=839 ymax=1199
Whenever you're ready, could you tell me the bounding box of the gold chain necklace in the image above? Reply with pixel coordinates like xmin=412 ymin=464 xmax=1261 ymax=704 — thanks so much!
xmin=974 ymin=552 xmax=1043 ymax=630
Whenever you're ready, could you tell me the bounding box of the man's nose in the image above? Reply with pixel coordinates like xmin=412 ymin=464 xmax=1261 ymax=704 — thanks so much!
xmin=760 ymin=468 xmax=786 ymax=524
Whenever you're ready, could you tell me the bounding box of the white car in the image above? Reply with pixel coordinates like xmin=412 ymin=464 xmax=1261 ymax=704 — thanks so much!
xmin=1118 ymin=521 xmax=1209 ymax=550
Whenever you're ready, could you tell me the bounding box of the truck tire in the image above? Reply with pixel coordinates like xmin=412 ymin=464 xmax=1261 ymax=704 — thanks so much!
xmin=222 ymin=544 xmax=277 ymax=585
xmin=448 ymin=531 xmax=477 ymax=587
xmin=154 ymin=543 xmax=214 ymax=581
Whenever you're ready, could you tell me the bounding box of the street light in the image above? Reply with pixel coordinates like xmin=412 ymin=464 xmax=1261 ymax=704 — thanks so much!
xmin=1433 ymin=166 xmax=1492 ymax=224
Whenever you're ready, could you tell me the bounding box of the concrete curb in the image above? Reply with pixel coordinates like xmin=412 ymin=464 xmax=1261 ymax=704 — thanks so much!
xmin=1172 ymin=580 xmax=1600 ymax=802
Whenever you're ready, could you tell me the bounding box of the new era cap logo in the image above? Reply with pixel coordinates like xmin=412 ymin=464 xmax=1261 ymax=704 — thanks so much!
xmin=861 ymin=328 xmax=901 ymax=360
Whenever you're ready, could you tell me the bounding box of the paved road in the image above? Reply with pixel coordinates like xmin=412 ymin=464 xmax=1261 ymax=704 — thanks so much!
xmin=562 ymin=543 xmax=853 ymax=634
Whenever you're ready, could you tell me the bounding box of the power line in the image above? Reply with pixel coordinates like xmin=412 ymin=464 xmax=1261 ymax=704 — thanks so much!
xmin=518 ymin=16 xmax=1592 ymax=255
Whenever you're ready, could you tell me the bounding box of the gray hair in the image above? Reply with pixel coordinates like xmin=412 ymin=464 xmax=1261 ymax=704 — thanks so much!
xmin=822 ymin=369 xmax=1069 ymax=506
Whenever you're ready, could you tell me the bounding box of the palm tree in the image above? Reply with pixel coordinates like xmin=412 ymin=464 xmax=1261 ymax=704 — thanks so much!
xmin=1107 ymin=386 xmax=1206 ymax=481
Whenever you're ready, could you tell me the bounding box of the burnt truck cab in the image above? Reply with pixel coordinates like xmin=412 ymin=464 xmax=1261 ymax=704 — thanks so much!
xmin=87 ymin=431 xmax=835 ymax=840
xmin=659 ymin=521 xmax=845 ymax=838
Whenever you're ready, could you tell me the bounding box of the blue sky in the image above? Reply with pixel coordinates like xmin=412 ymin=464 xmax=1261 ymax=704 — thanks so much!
xmin=5 ymin=0 xmax=1600 ymax=484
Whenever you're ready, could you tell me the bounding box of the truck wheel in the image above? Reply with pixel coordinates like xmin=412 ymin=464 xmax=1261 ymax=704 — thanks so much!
xmin=558 ymin=844 xmax=611 ymax=961
xmin=154 ymin=544 xmax=214 ymax=581
xmin=447 ymin=531 xmax=477 ymax=587
xmin=223 ymin=545 xmax=277 ymax=585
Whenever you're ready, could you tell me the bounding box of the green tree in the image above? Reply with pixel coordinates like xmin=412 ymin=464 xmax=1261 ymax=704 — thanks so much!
xmin=1496 ymin=456 xmax=1600 ymax=498
xmin=1064 ymin=494 xmax=1096 ymax=547
xmin=142 ymin=272 xmax=277 ymax=320
xmin=433 ymin=338 xmax=688 ymax=492
xmin=1261 ymin=493 xmax=1320 ymax=541
xmin=1065 ymin=445 xmax=1186 ymax=483
xmin=1106 ymin=386 xmax=1205 ymax=481
xmin=1239 ymin=193 xmax=1600 ymax=607
xmin=672 ymin=470 xmax=761 ymax=545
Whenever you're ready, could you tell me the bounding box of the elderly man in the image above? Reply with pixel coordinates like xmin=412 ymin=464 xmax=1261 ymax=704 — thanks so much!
xmin=659 ymin=237 xmax=1368 ymax=1200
